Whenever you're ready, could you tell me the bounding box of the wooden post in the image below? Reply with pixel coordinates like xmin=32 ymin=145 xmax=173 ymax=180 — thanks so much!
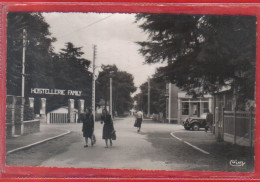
xmin=213 ymin=96 xmax=216 ymax=134
xmin=222 ymin=107 xmax=225 ymax=141
xmin=21 ymin=29 xmax=26 ymax=98
xmin=110 ymin=78 xmax=113 ymax=116
xmin=234 ymin=108 xmax=237 ymax=145
xmin=168 ymin=83 xmax=171 ymax=123
xmin=250 ymin=109 xmax=253 ymax=154
xmin=147 ymin=77 xmax=150 ymax=118
xmin=215 ymin=107 xmax=219 ymax=141
xmin=92 ymin=45 xmax=96 ymax=122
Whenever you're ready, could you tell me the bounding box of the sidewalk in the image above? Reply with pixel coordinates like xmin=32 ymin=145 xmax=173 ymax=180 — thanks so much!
xmin=6 ymin=124 xmax=70 ymax=153
xmin=203 ymin=132 xmax=254 ymax=171
xmin=171 ymin=130 xmax=254 ymax=171
xmin=175 ymin=130 xmax=253 ymax=155
xmin=204 ymin=132 xmax=254 ymax=158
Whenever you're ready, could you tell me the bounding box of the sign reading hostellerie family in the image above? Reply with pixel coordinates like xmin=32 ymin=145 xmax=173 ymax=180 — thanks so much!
xmin=31 ymin=88 xmax=82 ymax=96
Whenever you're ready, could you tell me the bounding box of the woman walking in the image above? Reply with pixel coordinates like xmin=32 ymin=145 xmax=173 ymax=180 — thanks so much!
xmin=81 ymin=108 xmax=94 ymax=148
xmin=101 ymin=109 xmax=114 ymax=148
xmin=135 ymin=110 xmax=143 ymax=132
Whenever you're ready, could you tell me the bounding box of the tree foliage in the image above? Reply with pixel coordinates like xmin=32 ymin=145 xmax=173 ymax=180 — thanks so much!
xmin=7 ymin=13 xmax=92 ymax=112
xmin=136 ymin=14 xmax=256 ymax=104
xmin=134 ymin=76 xmax=166 ymax=115
xmin=46 ymin=42 xmax=92 ymax=112
xmin=96 ymin=65 xmax=136 ymax=115
xmin=7 ymin=12 xmax=56 ymax=96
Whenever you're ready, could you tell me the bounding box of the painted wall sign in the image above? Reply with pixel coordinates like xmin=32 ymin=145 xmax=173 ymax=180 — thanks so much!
xmin=30 ymin=88 xmax=82 ymax=96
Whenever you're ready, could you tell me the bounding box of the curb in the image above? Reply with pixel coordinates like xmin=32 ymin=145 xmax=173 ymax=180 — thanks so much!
xmin=6 ymin=129 xmax=71 ymax=155
xmin=170 ymin=132 xmax=210 ymax=155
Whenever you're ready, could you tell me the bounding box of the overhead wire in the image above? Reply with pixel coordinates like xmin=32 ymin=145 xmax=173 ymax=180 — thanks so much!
xmin=57 ymin=14 xmax=114 ymax=39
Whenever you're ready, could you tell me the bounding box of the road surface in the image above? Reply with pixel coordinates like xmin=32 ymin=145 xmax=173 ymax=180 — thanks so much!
xmin=6 ymin=116 xmax=254 ymax=172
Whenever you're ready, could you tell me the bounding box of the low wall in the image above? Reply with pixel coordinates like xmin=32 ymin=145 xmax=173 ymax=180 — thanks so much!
xmin=23 ymin=119 xmax=40 ymax=135
xmin=6 ymin=119 xmax=40 ymax=138
xmin=6 ymin=123 xmax=13 ymax=138
xmin=6 ymin=95 xmax=39 ymax=137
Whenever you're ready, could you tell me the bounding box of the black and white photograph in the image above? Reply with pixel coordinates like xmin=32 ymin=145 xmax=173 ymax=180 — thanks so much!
xmin=5 ymin=12 xmax=256 ymax=172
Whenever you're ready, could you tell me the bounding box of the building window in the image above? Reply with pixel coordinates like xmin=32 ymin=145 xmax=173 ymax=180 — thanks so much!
xmin=182 ymin=102 xmax=189 ymax=115
xmin=203 ymin=102 xmax=209 ymax=113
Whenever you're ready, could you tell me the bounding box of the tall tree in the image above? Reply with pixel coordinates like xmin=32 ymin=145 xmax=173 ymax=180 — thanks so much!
xmin=7 ymin=13 xmax=93 ymax=112
xmin=113 ymin=71 xmax=136 ymax=114
xmin=135 ymin=14 xmax=201 ymax=64
xmin=7 ymin=12 xmax=56 ymax=96
xmin=136 ymin=14 xmax=256 ymax=106
xmin=46 ymin=42 xmax=92 ymax=112
xmin=96 ymin=65 xmax=118 ymax=108
xmin=134 ymin=75 xmax=166 ymax=115
xmin=96 ymin=65 xmax=136 ymax=115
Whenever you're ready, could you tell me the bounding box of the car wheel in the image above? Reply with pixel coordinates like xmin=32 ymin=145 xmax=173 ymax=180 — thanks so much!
xmin=192 ymin=123 xmax=200 ymax=131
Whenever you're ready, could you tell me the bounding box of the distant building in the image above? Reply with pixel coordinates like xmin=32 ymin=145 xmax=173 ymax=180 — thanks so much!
xmin=166 ymin=82 xmax=255 ymax=146
xmin=213 ymin=85 xmax=255 ymax=146
xmin=212 ymin=85 xmax=233 ymax=122
xmin=165 ymin=84 xmax=182 ymax=122
xmin=177 ymin=92 xmax=213 ymax=123
xmin=129 ymin=108 xmax=136 ymax=116
xmin=165 ymin=83 xmax=213 ymax=124
xmin=47 ymin=106 xmax=78 ymax=124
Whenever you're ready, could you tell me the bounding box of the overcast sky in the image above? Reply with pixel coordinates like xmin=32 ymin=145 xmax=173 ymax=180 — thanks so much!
xmin=43 ymin=12 xmax=164 ymax=94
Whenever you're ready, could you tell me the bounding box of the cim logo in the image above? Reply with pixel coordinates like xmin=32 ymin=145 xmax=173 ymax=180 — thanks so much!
xmin=229 ymin=160 xmax=246 ymax=167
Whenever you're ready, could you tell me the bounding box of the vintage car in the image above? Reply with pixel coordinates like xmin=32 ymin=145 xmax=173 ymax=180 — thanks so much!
xmin=183 ymin=113 xmax=208 ymax=131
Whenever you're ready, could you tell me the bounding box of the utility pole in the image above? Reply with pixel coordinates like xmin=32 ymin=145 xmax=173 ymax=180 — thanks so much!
xmin=168 ymin=83 xmax=171 ymax=123
xmin=92 ymin=45 xmax=97 ymax=121
xmin=147 ymin=77 xmax=151 ymax=118
xmin=138 ymin=94 xmax=141 ymax=111
xmin=21 ymin=29 xmax=27 ymax=98
xmin=110 ymin=78 xmax=113 ymax=116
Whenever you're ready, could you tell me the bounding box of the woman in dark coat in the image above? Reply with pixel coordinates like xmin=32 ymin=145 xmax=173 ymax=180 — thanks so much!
xmin=81 ymin=108 xmax=94 ymax=148
xmin=101 ymin=109 xmax=114 ymax=148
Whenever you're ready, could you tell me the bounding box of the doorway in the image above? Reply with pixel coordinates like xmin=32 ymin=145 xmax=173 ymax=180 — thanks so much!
xmin=192 ymin=103 xmax=200 ymax=117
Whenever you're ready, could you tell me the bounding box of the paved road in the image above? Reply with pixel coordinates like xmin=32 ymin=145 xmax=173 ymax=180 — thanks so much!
xmin=6 ymin=116 xmax=254 ymax=172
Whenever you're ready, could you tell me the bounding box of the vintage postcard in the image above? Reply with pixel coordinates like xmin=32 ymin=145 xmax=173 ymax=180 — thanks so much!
xmin=1 ymin=3 xmax=258 ymax=179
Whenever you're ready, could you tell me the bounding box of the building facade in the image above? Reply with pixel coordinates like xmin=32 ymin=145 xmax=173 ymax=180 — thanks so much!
xmin=165 ymin=83 xmax=182 ymax=122
xmin=47 ymin=106 xmax=78 ymax=124
xmin=166 ymin=83 xmax=213 ymax=124
xmin=177 ymin=92 xmax=213 ymax=124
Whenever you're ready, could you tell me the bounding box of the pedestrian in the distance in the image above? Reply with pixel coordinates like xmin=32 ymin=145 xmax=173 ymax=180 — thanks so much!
xmin=101 ymin=109 xmax=114 ymax=148
xmin=135 ymin=110 xmax=143 ymax=132
xmin=81 ymin=108 xmax=94 ymax=148
xmin=205 ymin=109 xmax=213 ymax=132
